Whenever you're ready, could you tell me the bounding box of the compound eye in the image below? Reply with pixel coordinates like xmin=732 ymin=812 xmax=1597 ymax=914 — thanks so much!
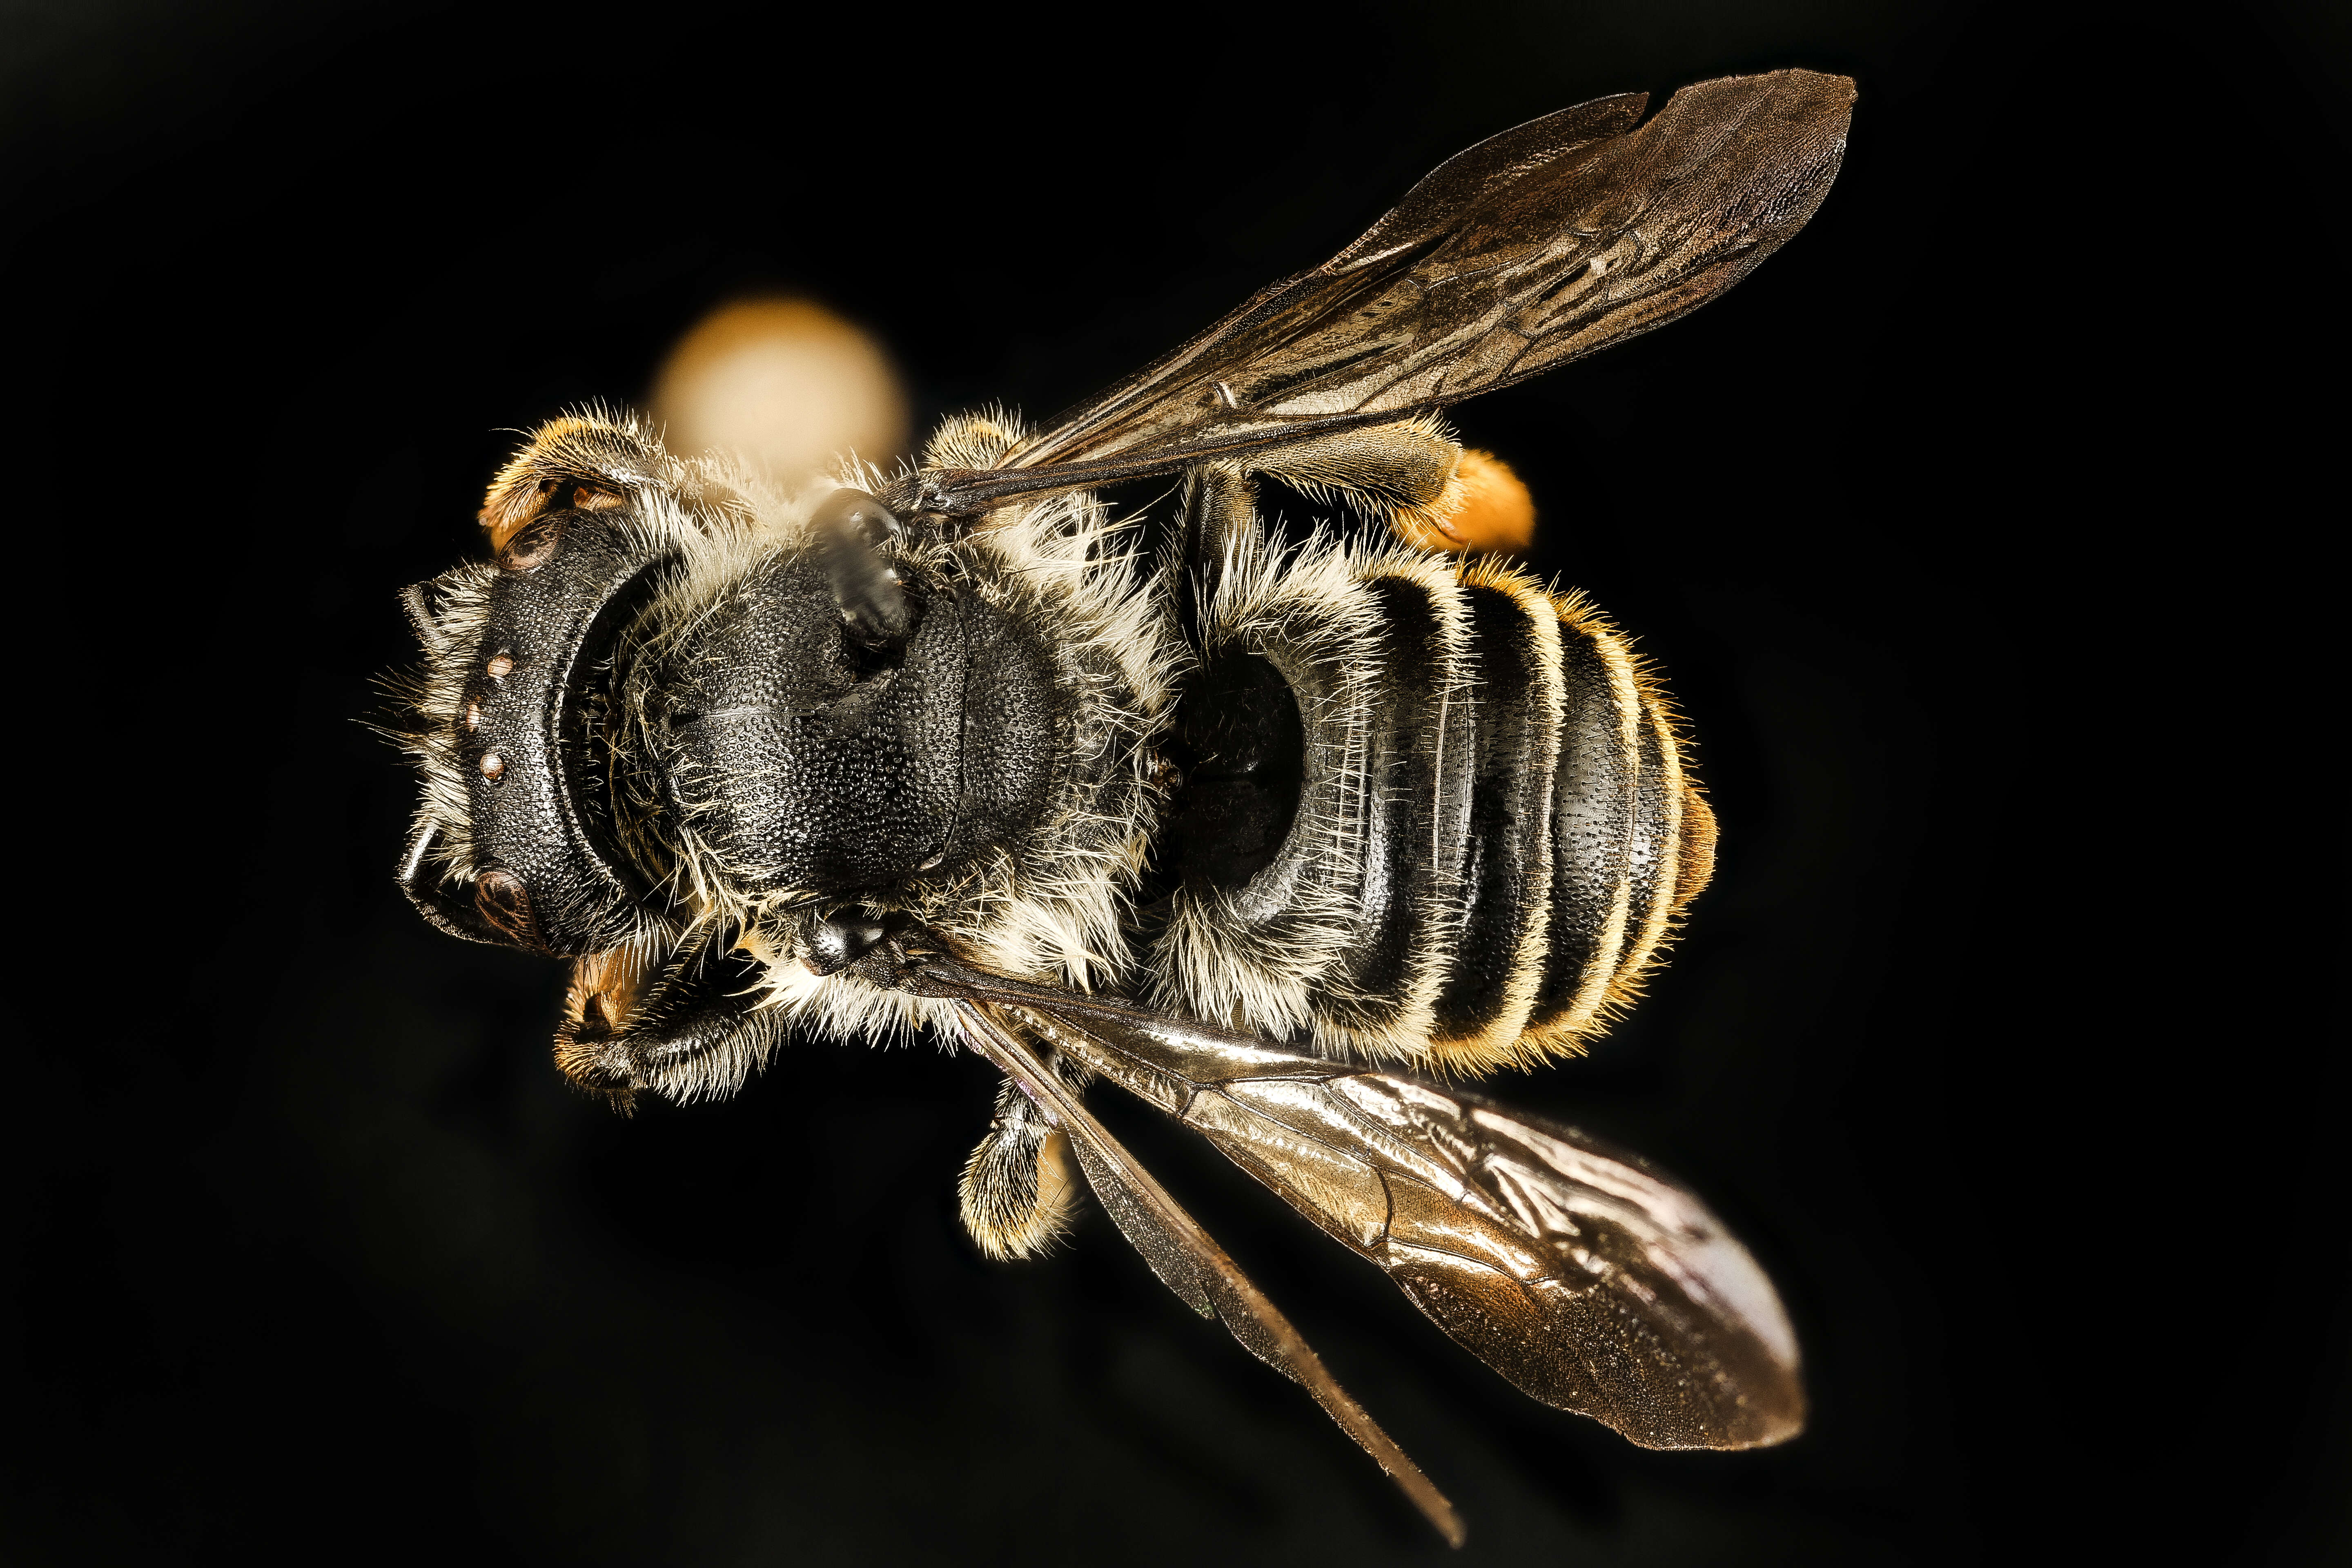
xmin=481 ymin=475 xmax=626 ymax=553
xmin=472 ymin=869 xmax=541 ymax=948
xmin=499 ymin=515 xmax=561 ymax=571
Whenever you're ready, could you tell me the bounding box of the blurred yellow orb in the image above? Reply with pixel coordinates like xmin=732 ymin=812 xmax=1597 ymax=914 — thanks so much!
xmin=1448 ymin=449 xmax=1537 ymax=552
xmin=648 ymin=298 xmax=909 ymax=488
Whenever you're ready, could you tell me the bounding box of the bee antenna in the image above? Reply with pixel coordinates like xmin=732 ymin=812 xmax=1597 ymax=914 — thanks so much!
xmin=399 ymin=581 xmax=452 ymax=653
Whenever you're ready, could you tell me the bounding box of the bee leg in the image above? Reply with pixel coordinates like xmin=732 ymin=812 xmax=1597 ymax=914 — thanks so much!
xmin=799 ymin=911 xmax=1088 ymax=1259
xmin=554 ymin=926 xmax=775 ymax=1112
xmin=959 ymin=1071 xmax=1084 ymax=1260
xmin=1239 ymin=416 xmax=1467 ymax=542
xmin=1173 ymin=463 xmax=1256 ymax=648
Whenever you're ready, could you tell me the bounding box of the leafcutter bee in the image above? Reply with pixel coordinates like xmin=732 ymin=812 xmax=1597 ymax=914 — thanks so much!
xmin=390 ymin=69 xmax=1854 ymax=1545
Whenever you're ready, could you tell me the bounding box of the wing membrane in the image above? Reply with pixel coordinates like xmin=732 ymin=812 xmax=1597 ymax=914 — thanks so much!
xmin=947 ymin=1000 xmax=1466 ymax=1547
xmin=918 ymin=70 xmax=1854 ymax=512
xmin=920 ymin=965 xmax=1802 ymax=1450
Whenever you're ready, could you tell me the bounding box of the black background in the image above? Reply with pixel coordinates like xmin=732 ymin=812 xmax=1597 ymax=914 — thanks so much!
xmin=5 ymin=1 xmax=2344 ymax=1563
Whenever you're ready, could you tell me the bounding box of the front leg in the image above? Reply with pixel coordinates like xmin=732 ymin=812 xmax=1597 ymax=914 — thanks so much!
xmin=554 ymin=924 xmax=777 ymax=1111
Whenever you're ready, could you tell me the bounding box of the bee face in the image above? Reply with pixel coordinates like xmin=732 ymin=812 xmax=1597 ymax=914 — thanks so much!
xmin=399 ymin=499 xmax=675 ymax=955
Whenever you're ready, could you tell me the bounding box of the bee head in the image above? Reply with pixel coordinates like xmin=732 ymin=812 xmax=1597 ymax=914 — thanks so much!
xmin=391 ymin=413 xmax=731 ymax=954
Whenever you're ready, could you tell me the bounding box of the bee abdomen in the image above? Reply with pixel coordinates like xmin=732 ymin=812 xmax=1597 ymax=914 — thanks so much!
xmin=1148 ymin=535 xmax=1709 ymax=1070
xmin=1419 ymin=566 xmax=1709 ymax=1071
xmin=1327 ymin=561 xmax=1710 ymax=1070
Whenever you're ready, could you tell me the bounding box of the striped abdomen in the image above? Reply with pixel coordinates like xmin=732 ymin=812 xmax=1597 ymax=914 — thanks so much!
xmin=1146 ymin=536 xmax=1713 ymax=1074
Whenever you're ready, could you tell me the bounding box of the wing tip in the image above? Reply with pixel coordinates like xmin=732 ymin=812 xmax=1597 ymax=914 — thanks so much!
xmin=1620 ymin=1388 xmax=1809 ymax=1452
xmin=1730 ymin=1381 xmax=1810 ymax=1449
xmin=1657 ymin=66 xmax=1858 ymax=118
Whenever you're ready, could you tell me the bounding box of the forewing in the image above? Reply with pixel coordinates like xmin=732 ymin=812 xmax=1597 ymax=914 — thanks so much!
xmin=1007 ymin=999 xmax=1804 ymax=1450
xmin=920 ymin=69 xmax=1853 ymax=512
